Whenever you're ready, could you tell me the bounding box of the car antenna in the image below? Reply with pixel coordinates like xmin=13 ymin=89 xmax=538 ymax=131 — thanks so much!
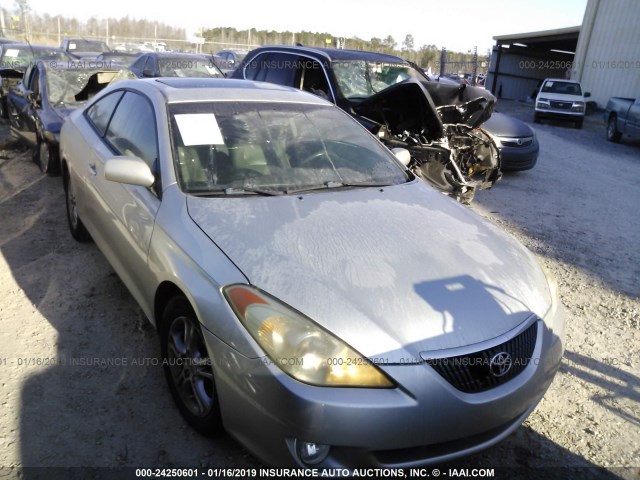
xmin=24 ymin=37 xmax=36 ymax=63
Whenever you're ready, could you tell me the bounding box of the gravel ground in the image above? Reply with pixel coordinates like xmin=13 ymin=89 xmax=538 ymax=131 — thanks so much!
xmin=0 ymin=100 xmax=638 ymax=480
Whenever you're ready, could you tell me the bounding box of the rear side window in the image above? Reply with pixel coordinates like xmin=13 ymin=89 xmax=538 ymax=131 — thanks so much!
xmin=105 ymin=91 xmax=158 ymax=167
xmin=243 ymin=52 xmax=268 ymax=81
xmin=262 ymin=53 xmax=299 ymax=87
xmin=85 ymin=90 xmax=125 ymax=136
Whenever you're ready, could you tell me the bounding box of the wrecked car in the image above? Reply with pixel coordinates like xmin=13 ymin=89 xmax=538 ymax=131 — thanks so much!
xmin=128 ymin=52 xmax=225 ymax=79
xmin=233 ymin=47 xmax=500 ymax=202
xmin=0 ymin=43 xmax=73 ymax=118
xmin=8 ymin=60 xmax=119 ymax=173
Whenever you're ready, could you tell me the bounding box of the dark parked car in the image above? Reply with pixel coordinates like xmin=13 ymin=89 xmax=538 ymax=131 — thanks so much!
xmin=0 ymin=43 xmax=73 ymax=118
xmin=61 ymin=38 xmax=111 ymax=59
xmin=128 ymin=52 xmax=224 ymax=78
xmin=233 ymin=46 xmax=500 ymax=202
xmin=605 ymin=96 xmax=640 ymax=143
xmin=94 ymin=51 xmax=141 ymax=68
xmin=7 ymin=60 xmax=119 ymax=173
xmin=481 ymin=113 xmax=539 ymax=171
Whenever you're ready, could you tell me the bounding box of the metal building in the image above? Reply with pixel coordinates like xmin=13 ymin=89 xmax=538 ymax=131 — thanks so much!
xmin=487 ymin=0 xmax=640 ymax=108
xmin=487 ymin=27 xmax=580 ymax=102
xmin=572 ymin=0 xmax=640 ymax=107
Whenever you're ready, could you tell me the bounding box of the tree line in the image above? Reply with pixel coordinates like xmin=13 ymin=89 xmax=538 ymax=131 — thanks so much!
xmin=2 ymin=1 xmax=485 ymax=72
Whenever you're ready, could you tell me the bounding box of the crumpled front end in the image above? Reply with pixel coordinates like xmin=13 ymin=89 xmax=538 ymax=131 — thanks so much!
xmin=354 ymin=80 xmax=501 ymax=203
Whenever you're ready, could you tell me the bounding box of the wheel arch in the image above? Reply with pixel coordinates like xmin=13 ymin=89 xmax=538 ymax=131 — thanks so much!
xmin=154 ymin=281 xmax=190 ymax=330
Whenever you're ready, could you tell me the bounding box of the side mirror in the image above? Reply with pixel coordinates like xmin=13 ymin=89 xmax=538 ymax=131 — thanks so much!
xmin=391 ymin=148 xmax=411 ymax=167
xmin=104 ymin=156 xmax=155 ymax=187
xmin=584 ymin=92 xmax=591 ymax=98
xmin=142 ymin=69 xmax=155 ymax=78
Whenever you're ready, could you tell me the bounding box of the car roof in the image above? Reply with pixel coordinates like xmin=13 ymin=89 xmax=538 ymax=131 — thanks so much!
xmin=143 ymin=52 xmax=212 ymax=58
xmin=249 ymin=45 xmax=408 ymax=64
xmin=117 ymin=78 xmax=335 ymax=105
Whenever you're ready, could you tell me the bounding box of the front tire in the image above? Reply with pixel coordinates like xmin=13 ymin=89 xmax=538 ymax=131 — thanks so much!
xmin=607 ymin=115 xmax=622 ymax=142
xmin=64 ymin=169 xmax=91 ymax=242
xmin=35 ymin=137 xmax=59 ymax=175
xmin=533 ymin=113 xmax=541 ymax=124
xmin=161 ymin=296 xmax=223 ymax=437
xmin=575 ymin=119 xmax=583 ymax=129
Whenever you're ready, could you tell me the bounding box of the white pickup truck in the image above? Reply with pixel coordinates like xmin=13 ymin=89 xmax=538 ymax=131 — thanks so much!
xmin=534 ymin=78 xmax=591 ymax=129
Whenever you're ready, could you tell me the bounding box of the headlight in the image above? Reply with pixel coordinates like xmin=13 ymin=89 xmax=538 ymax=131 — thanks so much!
xmin=538 ymin=97 xmax=550 ymax=103
xmin=224 ymin=285 xmax=394 ymax=388
xmin=571 ymin=101 xmax=585 ymax=112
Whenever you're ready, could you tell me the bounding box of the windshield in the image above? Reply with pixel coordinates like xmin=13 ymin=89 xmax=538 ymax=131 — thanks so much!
xmin=332 ymin=60 xmax=424 ymax=101
xmin=1 ymin=46 xmax=71 ymax=67
xmin=169 ymin=102 xmax=408 ymax=195
xmin=47 ymin=69 xmax=117 ymax=106
xmin=158 ymin=57 xmax=223 ymax=78
xmin=67 ymin=40 xmax=110 ymax=53
xmin=541 ymin=80 xmax=582 ymax=96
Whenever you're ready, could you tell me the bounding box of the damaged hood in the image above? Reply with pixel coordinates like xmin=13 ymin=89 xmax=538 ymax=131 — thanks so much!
xmin=187 ymin=181 xmax=550 ymax=361
xmin=354 ymin=79 xmax=496 ymax=141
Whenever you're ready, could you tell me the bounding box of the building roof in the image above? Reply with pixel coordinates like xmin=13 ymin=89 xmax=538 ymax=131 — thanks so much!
xmin=494 ymin=26 xmax=581 ymax=53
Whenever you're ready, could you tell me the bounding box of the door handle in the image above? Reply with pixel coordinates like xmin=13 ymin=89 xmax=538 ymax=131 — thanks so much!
xmin=88 ymin=163 xmax=97 ymax=176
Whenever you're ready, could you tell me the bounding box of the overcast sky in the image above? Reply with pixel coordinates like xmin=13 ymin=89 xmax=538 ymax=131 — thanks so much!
xmin=12 ymin=0 xmax=587 ymax=52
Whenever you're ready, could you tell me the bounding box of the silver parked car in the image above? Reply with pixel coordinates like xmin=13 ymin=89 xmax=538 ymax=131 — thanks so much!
xmin=60 ymin=78 xmax=565 ymax=467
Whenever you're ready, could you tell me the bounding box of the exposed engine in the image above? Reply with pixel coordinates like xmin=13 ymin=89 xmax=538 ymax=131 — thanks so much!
xmin=354 ymin=79 xmax=501 ymax=203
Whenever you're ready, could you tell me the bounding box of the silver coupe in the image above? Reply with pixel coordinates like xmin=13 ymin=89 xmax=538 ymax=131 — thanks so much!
xmin=60 ymin=78 xmax=565 ymax=467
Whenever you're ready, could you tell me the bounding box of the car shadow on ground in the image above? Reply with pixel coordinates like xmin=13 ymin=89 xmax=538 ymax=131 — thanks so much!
xmin=0 ymin=152 xmax=259 ymax=475
xmin=0 ymin=150 xmax=634 ymax=479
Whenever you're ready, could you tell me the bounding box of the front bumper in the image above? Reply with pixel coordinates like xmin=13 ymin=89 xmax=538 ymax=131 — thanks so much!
xmin=535 ymin=108 xmax=584 ymax=121
xmin=499 ymin=141 xmax=539 ymax=171
xmin=202 ymin=310 xmax=565 ymax=468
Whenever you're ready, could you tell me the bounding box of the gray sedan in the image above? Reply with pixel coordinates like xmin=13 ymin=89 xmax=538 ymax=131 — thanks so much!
xmin=60 ymin=78 xmax=564 ymax=467
xmin=482 ymin=113 xmax=540 ymax=171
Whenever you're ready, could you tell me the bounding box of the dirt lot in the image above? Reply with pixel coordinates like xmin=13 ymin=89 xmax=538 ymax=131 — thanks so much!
xmin=0 ymin=101 xmax=638 ymax=480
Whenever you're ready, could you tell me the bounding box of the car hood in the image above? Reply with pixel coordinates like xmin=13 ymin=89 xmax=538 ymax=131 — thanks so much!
xmin=354 ymin=79 xmax=495 ymax=142
xmin=187 ymin=181 xmax=550 ymax=361
xmin=481 ymin=112 xmax=534 ymax=138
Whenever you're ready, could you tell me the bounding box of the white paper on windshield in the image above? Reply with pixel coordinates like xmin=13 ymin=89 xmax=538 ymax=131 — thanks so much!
xmin=174 ymin=114 xmax=224 ymax=146
xmin=5 ymin=49 xmax=19 ymax=58
xmin=545 ymin=81 xmax=554 ymax=87
xmin=69 ymin=43 xmax=77 ymax=50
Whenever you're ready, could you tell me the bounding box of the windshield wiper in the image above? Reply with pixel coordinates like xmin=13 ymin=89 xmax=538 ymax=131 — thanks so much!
xmin=285 ymin=181 xmax=391 ymax=194
xmin=191 ymin=187 xmax=281 ymax=197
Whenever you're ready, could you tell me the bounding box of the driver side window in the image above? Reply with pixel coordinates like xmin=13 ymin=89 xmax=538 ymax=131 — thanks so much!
xmin=105 ymin=91 xmax=158 ymax=169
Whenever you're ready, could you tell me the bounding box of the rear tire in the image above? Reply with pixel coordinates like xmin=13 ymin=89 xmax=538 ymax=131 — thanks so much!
xmin=161 ymin=296 xmax=223 ymax=437
xmin=64 ymin=169 xmax=91 ymax=242
xmin=606 ymin=115 xmax=622 ymax=142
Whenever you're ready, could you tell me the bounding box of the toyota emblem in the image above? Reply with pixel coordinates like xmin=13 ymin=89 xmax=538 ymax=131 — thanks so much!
xmin=489 ymin=352 xmax=513 ymax=377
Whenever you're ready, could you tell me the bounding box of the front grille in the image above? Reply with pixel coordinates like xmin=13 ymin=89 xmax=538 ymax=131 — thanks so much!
xmin=425 ymin=321 xmax=538 ymax=393
xmin=550 ymin=101 xmax=572 ymax=110
xmin=501 ymin=138 xmax=533 ymax=148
